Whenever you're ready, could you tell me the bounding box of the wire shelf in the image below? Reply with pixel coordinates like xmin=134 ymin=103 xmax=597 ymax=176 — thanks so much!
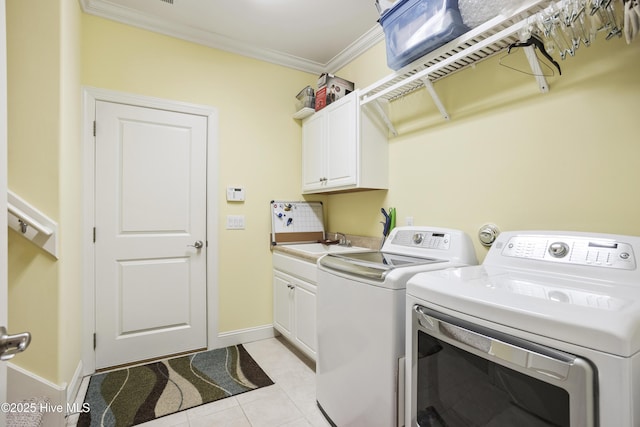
xmin=360 ymin=0 xmax=554 ymax=105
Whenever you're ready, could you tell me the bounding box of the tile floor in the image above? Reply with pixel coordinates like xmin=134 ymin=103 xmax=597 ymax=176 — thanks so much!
xmin=66 ymin=337 xmax=333 ymax=427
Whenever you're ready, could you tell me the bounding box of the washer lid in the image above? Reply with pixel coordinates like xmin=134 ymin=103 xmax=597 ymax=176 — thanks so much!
xmin=407 ymin=265 xmax=640 ymax=357
xmin=319 ymin=251 xmax=445 ymax=281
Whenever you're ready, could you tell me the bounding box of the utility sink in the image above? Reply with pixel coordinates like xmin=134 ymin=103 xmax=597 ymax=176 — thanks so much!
xmin=284 ymin=243 xmax=368 ymax=255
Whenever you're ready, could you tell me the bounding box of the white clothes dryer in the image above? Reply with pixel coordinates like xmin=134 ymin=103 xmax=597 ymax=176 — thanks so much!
xmin=316 ymin=226 xmax=477 ymax=427
xmin=406 ymin=230 xmax=640 ymax=427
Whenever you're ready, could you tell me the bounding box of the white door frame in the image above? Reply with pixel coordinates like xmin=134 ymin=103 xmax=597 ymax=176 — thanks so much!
xmin=81 ymin=87 xmax=219 ymax=375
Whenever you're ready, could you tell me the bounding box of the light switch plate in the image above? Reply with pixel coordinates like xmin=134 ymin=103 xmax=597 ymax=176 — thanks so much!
xmin=226 ymin=215 xmax=245 ymax=230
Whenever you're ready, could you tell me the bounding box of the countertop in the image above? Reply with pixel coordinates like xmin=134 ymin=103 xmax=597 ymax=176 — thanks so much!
xmin=271 ymin=233 xmax=381 ymax=263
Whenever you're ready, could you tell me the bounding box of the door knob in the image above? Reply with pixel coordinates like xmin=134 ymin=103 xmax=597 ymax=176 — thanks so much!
xmin=0 ymin=326 xmax=31 ymax=361
xmin=188 ymin=240 xmax=204 ymax=249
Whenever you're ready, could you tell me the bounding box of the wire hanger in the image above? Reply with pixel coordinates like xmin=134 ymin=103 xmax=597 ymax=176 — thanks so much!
xmin=499 ymin=35 xmax=562 ymax=77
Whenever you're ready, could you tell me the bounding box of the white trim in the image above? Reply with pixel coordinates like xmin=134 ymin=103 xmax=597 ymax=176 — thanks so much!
xmin=81 ymin=88 xmax=96 ymax=376
xmin=81 ymin=87 xmax=219 ymax=375
xmin=65 ymin=361 xmax=84 ymax=408
xmin=326 ymin=25 xmax=385 ymax=74
xmin=78 ymin=0 xmax=382 ymax=75
xmin=7 ymin=363 xmax=66 ymax=427
xmin=216 ymin=325 xmax=276 ymax=349
xmin=206 ymin=100 xmax=220 ymax=353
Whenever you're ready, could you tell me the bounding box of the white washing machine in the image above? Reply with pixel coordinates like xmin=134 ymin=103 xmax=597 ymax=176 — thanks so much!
xmin=406 ymin=230 xmax=640 ymax=427
xmin=316 ymin=226 xmax=477 ymax=427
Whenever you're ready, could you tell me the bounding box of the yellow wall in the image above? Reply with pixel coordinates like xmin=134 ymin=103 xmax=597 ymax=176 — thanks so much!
xmin=7 ymin=0 xmax=94 ymax=386
xmin=7 ymin=0 xmax=63 ymax=382
xmin=8 ymin=0 xmax=315 ymax=385
xmin=8 ymin=0 xmax=640 ymax=388
xmin=81 ymin=15 xmax=315 ymax=333
xmin=329 ymin=34 xmax=640 ymax=261
xmin=8 ymin=3 xmax=315 ymax=384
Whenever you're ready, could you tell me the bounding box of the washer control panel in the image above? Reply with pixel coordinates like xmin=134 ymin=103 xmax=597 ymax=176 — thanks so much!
xmin=501 ymin=235 xmax=636 ymax=270
xmin=391 ymin=230 xmax=451 ymax=250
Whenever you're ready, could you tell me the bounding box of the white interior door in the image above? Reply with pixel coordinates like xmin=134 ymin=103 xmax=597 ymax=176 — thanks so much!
xmin=94 ymin=101 xmax=208 ymax=369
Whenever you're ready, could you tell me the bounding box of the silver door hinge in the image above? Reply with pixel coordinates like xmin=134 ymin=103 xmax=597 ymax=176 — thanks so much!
xmin=93 ymin=121 xmax=96 ymax=137
xmin=93 ymin=333 xmax=96 ymax=350
xmin=93 ymin=227 xmax=96 ymax=243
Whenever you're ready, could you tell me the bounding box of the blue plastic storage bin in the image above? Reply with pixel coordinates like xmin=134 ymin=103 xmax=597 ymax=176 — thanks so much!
xmin=380 ymin=0 xmax=470 ymax=70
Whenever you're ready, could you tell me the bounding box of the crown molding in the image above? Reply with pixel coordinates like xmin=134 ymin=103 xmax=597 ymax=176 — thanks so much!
xmin=80 ymin=0 xmax=383 ymax=75
xmin=325 ymin=25 xmax=384 ymax=74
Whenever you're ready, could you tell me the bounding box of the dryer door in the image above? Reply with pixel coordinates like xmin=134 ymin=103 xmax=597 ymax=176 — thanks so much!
xmin=408 ymin=305 xmax=596 ymax=427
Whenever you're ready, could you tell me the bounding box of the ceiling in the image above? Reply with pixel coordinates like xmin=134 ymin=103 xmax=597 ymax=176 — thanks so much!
xmin=79 ymin=0 xmax=385 ymax=74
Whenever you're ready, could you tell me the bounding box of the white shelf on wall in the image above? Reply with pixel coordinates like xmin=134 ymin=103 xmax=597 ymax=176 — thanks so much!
xmin=360 ymin=0 xmax=556 ymax=135
xmin=7 ymin=190 xmax=58 ymax=259
xmin=293 ymin=107 xmax=315 ymax=120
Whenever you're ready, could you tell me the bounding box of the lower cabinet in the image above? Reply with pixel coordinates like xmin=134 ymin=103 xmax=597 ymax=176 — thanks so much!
xmin=273 ymin=257 xmax=318 ymax=361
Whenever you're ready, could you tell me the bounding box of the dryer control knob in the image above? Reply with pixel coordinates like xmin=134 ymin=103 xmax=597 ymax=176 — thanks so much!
xmin=549 ymin=242 xmax=570 ymax=258
xmin=413 ymin=233 xmax=424 ymax=245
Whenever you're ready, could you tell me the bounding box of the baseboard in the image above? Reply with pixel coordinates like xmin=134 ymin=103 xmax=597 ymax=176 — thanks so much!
xmin=66 ymin=360 xmax=84 ymax=407
xmin=7 ymin=363 xmax=67 ymax=427
xmin=215 ymin=324 xmax=276 ymax=348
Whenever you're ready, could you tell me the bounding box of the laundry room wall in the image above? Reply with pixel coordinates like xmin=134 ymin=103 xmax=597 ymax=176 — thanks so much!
xmin=81 ymin=14 xmax=315 ymax=336
xmin=6 ymin=0 xmax=83 ymax=389
xmin=7 ymin=0 xmax=60 ymax=384
xmin=327 ymin=32 xmax=640 ymax=261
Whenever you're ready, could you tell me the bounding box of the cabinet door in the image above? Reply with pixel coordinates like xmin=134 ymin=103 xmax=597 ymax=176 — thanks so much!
xmin=294 ymin=283 xmax=317 ymax=357
xmin=325 ymin=95 xmax=357 ymax=188
xmin=301 ymin=112 xmax=325 ymax=192
xmin=273 ymin=273 xmax=293 ymax=339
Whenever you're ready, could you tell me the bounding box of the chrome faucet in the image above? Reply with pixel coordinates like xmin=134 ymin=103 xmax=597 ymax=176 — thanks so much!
xmin=334 ymin=232 xmax=350 ymax=246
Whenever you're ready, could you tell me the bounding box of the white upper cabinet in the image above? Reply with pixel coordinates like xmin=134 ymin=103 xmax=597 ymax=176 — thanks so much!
xmin=301 ymin=91 xmax=388 ymax=194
